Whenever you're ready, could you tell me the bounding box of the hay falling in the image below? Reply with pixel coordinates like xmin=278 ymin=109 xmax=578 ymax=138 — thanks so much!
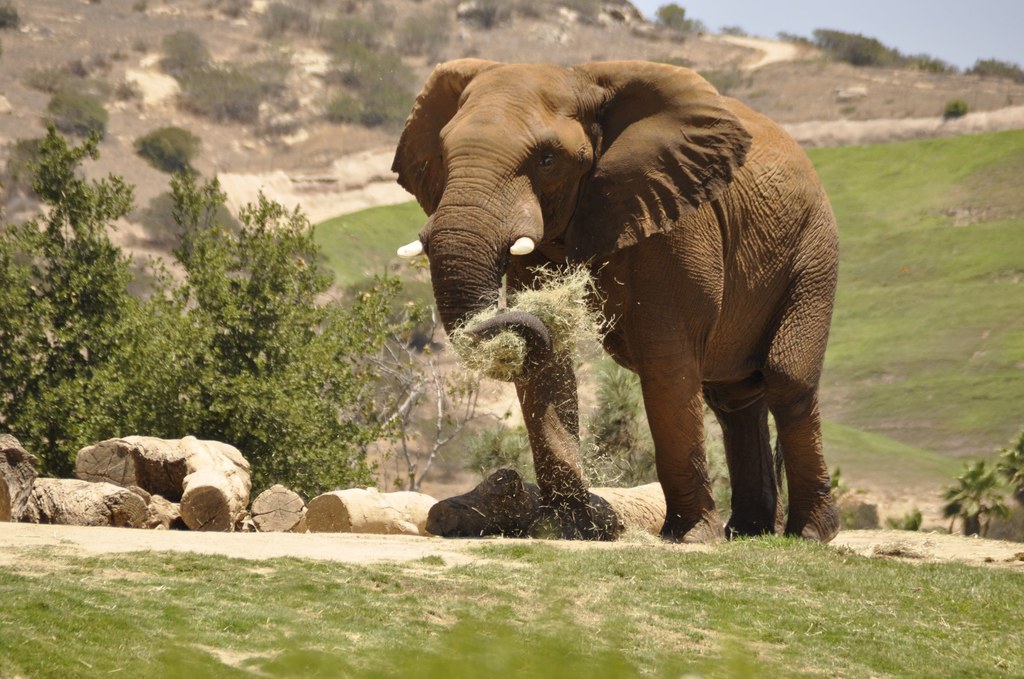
xmin=449 ymin=266 xmax=604 ymax=381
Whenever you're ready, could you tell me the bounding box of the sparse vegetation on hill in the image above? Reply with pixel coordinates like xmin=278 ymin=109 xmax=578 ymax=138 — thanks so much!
xmin=968 ymin=57 xmax=1024 ymax=83
xmin=811 ymin=28 xmax=956 ymax=73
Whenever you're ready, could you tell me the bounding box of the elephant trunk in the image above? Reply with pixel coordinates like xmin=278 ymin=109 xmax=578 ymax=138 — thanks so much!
xmin=427 ymin=225 xmax=504 ymax=336
xmin=426 ymin=220 xmax=553 ymax=372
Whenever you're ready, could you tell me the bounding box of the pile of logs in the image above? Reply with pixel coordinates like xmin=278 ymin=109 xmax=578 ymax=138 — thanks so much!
xmin=2 ymin=434 xmax=668 ymax=539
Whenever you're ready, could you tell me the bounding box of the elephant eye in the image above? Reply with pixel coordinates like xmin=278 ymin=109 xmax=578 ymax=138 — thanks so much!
xmin=538 ymin=152 xmax=555 ymax=168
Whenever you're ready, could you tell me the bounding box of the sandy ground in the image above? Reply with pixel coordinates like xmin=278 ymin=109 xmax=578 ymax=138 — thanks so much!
xmin=1 ymin=522 xmax=1021 ymax=569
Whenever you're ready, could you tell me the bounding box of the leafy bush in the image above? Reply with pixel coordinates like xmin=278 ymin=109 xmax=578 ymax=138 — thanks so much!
xmin=134 ymin=126 xmax=201 ymax=174
xmin=459 ymin=0 xmax=511 ymax=29
xmin=467 ymin=425 xmax=532 ymax=480
xmin=328 ymin=47 xmax=414 ymax=127
xmin=968 ymin=58 xmax=1024 ymax=83
xmin=321 ymin=15 xmax=385 ymax=53
xmin=942 ymin=99 xmax=969 ymax=120
xmin=585 ymin=361 xmax=656 ymax=487
xmin=655 ymin=3 xmax=705 ymax=33
xmin=261 ymin=2 xmax=313 ymax=38
xmin=324 ymin=92 xmax=362 ymax=123
xmin=907 ymin=54 xmax=956 ymax=74
xmin=810 ymin=28 xmax=954 ymax=73
xmin=0 ymin=1 xmax=19 ymax=29
xmin=160 ymin=30 xmax=210 ymax=78
xmin=0 ymin=130 xmax=409 ymax=495
xmin=699 ymin=68 xmax=751 ymax=95
xmin=179 ymin=66 xmax=264 ymax=123
xmin=997 ymin=429 xmax=1024 ymax=504
xmin=0 ymin=137 xmax=43 ymax=199
xmin=23 ymin=66 xmax=75 ymax=94
xmin=45 ymin=91 xmax=108 ymax=138
xmin=885 ymin=507 xmax=923 ymax=531
xmin=812 ymin=29 xmax=902 ymax=68
xmin=941 ymin=461 xmax=1009 ymax=536
xmin=397 ymin=7 xmax=450 ymax=57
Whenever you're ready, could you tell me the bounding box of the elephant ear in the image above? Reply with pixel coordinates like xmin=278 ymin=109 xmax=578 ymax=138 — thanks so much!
xmin=392 ymin=59 xmax=500 ymax=215
xmin=567 ymin=61 xmax=753 ymax=261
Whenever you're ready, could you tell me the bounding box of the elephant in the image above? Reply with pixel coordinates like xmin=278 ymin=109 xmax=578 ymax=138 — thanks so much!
xmin=391 ymin=59 xmax=840 ymax=543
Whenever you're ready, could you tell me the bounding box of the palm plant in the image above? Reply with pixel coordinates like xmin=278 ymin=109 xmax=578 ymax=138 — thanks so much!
xmin=941 ymin=461 xmax=1009 ymax=536
xmin=996 ymin=430 xmax=1024 ymax=505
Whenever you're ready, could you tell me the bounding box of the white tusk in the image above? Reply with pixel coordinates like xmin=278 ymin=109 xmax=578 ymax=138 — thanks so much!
xmin=509 ymin=237 xmax=535 ymax=256
xmin=396 ymin=240 xmax=424 ymax=258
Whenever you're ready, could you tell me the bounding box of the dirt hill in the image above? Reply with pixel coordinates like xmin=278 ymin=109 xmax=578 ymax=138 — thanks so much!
xmin=3 ymin=0 xmax=1024 ymax=236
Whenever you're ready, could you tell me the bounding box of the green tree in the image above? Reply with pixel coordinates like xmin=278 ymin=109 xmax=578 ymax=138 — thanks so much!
xmin=0 ymin=128 xmax=137 ymax=474
xmin=168 ymin=174 xmax=396 ymax=495
xmin=996 ymin=430 xmax=1024 ymax=504
xmin=941 ymin=461 xmax=1009 ymax=536
xmin=1 ymin=129 xmax=412 ymax=497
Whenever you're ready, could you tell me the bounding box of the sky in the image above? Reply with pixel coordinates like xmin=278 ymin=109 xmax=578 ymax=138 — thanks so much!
xmin=630 ymin=1 xmax=1024 ymax=70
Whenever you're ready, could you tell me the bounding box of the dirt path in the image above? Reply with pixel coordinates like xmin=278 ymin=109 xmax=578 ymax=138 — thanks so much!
xmin=712 ymin=35 xmax=805 ymax=71
xmin=2 ymin=522 xmax=1021 ymax=569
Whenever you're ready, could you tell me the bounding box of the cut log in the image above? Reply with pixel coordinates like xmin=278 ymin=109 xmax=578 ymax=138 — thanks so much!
xmin=146 ymin=494 xmax=185 ymax=530
xmin=179 ymin=436 xmax=252 ymax=532
xmin=76 ymin=436 xmax=251 ymax=531
xmin=23 ymin=478 xmax=147 ymax=527
xmin=307 ymin=488 xmax=437 ymax=536
xmin=251 ymin=484 xmax=306 ymax=532
xmin=426 ymin=469 xmax=667 ymax=539
xmin=425 ymin=468 xmax=541 ymax=538
xmin=1 ymin=434 xmax=38 ymax=522
xmin=76 ymin=436 xmax=189 ymax=500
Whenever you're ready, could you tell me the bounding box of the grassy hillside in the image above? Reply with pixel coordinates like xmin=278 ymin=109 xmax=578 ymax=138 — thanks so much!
xmin=315 ymin=201 xmax=426 ymax=288
xmin=810 ymin=130 xmax=1024 ymax=458
xmin=314 ymin=130 xmax=1024 ymax=473
xmin=2 ymin=541 xmax=1022 ymax=678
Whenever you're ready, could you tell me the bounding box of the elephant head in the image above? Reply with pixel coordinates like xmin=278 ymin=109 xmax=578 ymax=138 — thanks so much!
xmin=392 ymin=59 xmax=752 ymax=348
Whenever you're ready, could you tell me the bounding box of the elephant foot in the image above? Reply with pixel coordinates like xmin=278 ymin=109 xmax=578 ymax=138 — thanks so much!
xmin=725 ymin=513 xmax=777 ymax=540
xmin=660 ymin=510 xmax=725 ymax=544
xmin=784 ymin=497 xmax=840 ymax=543
xmin=531 ymin=497 xmax=621 ymax=541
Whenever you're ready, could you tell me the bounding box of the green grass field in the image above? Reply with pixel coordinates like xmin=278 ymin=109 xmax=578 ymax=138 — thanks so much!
xmin=314 ymin=130 xmax=1024 ymax=479
xmin=2 ymin=540 xmax=1022 ymax=678
xmin=810 ymin=130 xmax=1024 ymax=459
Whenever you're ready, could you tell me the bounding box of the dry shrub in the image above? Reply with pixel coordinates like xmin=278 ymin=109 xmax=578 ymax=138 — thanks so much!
xmin=450 ymin=266 xmax=603 ymax=381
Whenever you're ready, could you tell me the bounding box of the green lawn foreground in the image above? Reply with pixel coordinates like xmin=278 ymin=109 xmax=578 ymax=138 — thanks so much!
xmin=1 ymin=539 xmax=1021 ymax=678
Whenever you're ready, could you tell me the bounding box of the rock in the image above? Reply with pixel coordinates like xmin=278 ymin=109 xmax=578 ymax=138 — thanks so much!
xmin=835 ymin=85 xmax=868 ymax=102
xmin=23 ymin=478 xmax=148 ymax=527
xmin=0 ymin=95 xmax=13 ymax=115
xmin=0 ymin=435 xmax=38 ymax=522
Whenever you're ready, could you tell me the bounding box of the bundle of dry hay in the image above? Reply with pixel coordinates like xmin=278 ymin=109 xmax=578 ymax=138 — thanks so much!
xmin=450 ymin=267 xmax=605 ymax=381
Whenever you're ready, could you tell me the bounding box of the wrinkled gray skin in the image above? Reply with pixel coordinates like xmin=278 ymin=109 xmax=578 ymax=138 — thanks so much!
xmin=392 ymin=59 xmax=840 ymax=543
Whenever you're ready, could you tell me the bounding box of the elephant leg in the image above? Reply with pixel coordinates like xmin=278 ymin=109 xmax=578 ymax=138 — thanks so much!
xmin=706 ymin=392 xmax=778 ymax=538
xmin=515 ymin=349 xmax=610 ymax=540
xmin=642 ymin=374 xmax=722 ymax=543
xmin=768 ymin=392 xmax=837 ymax=541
